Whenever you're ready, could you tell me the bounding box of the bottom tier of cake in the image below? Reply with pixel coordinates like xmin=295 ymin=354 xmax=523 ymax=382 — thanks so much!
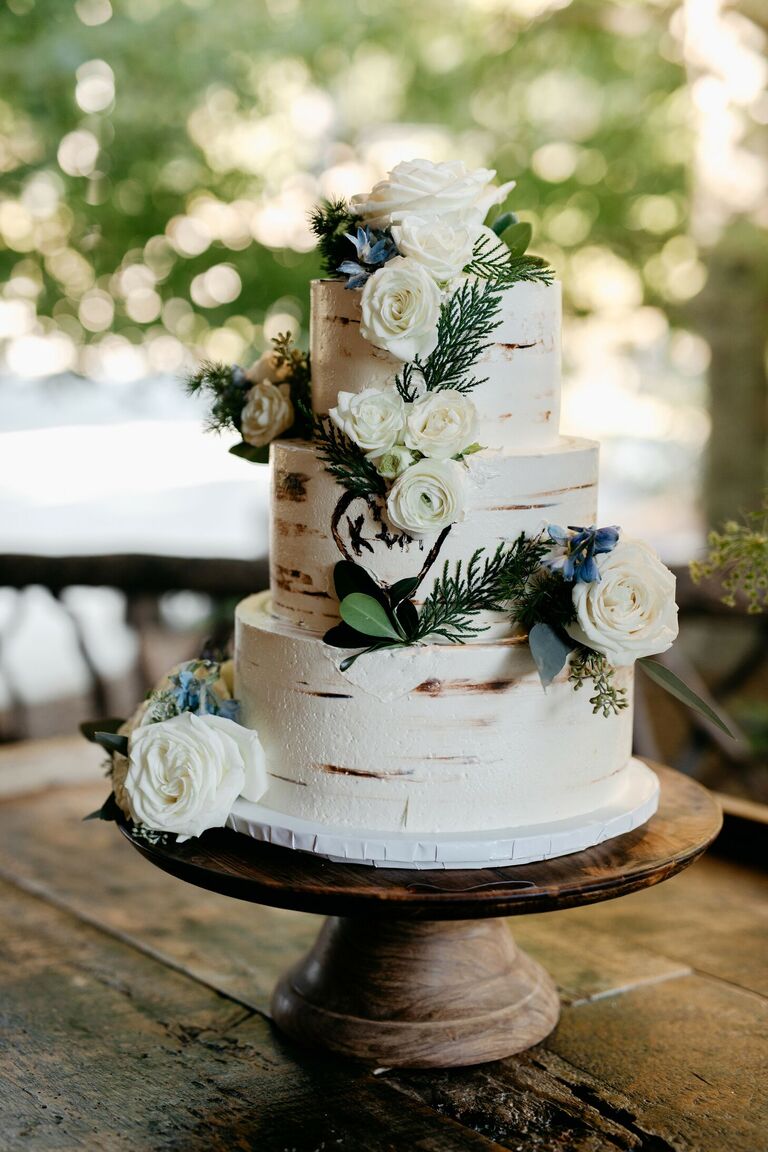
xmin=235 ymin=592 xmax=639 ymax=837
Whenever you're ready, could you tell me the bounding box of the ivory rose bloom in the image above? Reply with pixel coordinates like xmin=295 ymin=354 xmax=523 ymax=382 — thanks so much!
xmin=246 ymin=349 xmax=293 ymax=385
xmin=404 ymin=391 xmax=478 ymax=460
xmin=122 ymin=711 xmax=267 ymax=840
xmin=329 ymin=386 xmax=405 ymax=454
xmin=241 ymin=379 xmax=294 ymax=448
xmin=566 ymin=540 xmax=679 ymax=667
xmin=351 ymin=158 xmax=516 ymax=230
xmin=359 ymin=258 xmax=442 ymax=362
xmin=386 ymin=457 xmax=465 ymax=538
xmin=372 ymin=444 xmax=415 ymax=479
xmin=391 ymin=215 xmax=478 ymax=282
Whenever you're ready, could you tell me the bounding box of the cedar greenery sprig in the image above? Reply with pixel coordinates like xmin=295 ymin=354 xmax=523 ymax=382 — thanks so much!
xmin=569 ymin=647 xmax=629 ymax=717
xmin=314 ymin=415 xmax=386 ymax=500
xmin=309 ymin=198 xmax=357 ymax=277
xmin=412 ymin=543 xmax=511 ymax=642
xmin=395 ymin=277 xmax=504 ymax=401
xmin=464 ymin=228 xmax=554 ymax=286
xmin=185 ymin=360 xmax=246 ymax=435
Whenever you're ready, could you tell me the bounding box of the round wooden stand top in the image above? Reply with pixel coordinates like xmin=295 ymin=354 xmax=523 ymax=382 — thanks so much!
xmin=120 ymin=763 xmax=721 ymax=921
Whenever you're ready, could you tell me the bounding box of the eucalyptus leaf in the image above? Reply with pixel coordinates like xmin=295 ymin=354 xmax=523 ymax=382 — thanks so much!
xmin=388 ymin=575 xmax=420 ymax=607
xmin=84 ymin=791 xmax=123 ymax=823
xmin=339 ymin=593 xmax=403 ymax=640
xmin=80 ymin=717 xmax=125 ymax=743
xmin=229 ymin=441 xmax=270 ymax=464
xmin=333 ymin=560 xmax=387 ymax=605
xmin=529 ymin=621 xmax=573 ymax=688
xmin=500 ymin=221 xmax=532 ymax=259
xmin=491 ymin=211 xmax=517 ymax=236
xmin=93 ymin=731 xmax=130 ymax=757
xmin=638 ymin=659 xmax=734 ymax=738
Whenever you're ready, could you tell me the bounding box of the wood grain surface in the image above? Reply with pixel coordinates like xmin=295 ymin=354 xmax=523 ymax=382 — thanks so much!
xmin=0 ymin=737 xmax=765 ymax=1152
xmin=119 ymin=763 xmax=722 ymax=920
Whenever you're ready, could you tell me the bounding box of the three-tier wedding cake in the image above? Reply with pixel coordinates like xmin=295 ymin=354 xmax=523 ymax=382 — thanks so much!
xmin=95 ymin=159 xmax=685 ymax=868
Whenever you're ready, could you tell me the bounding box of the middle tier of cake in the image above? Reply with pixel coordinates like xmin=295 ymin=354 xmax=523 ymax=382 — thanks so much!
xmin=270 ymin=435 xmax=599 ymax=632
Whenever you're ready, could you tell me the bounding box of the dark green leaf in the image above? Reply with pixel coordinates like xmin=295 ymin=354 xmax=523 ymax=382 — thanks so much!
xmin=84 ymin=792 xmax=123 ymax=823
xmin=80 ymin=717 xmax=125 ymax=743
xmin=323 ymin=621 xmax=377 ymax=649
xmin=333 ymin=560 xmax=387 ymax=606
xmin=500 ymin=221 xmax=532 ymax=258
xmin=396 ymin=598 xmax=420 ymax=639
xmin=491 ymin=211 xmax=517 ymax=236
xmin=388 ymin=576 xmax=420 ymax=607
xmin=93 ymin=731 xmax=129 ymax=757
xmin=638 ymin=658 xmax=735 ymax=738
xmin=339 ymin=593 xmax=403 ymax=640
xmin=339 ymin=642 xmax=394 ymax=672
xmin=229 ymin=441 xmax=270 ymax=464
xmin=529 ymin=622 xmax=573 ymax=688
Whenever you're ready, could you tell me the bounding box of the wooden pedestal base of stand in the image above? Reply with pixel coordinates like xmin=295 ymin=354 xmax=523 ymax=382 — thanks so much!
xmin=122 ymin=764 xmax=722 ymax=1069
xmin=271 ymin=916 xmax=560 ymax=1068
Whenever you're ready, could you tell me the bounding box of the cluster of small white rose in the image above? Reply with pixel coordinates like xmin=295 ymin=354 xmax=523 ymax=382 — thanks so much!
xmin=350 ymin=159 xmax=514 ymax=361
xmin=329 ymin=386 xmax=480 ymax=537
xmin=240 ymin=349 xmax=295 ymax=449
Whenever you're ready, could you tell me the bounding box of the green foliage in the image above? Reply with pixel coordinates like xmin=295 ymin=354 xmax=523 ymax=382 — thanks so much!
xmin=83 ymin=792 xmax=123 ymax=823
xmin=464 ymin=229 xmax=554 ymax=285
xmin=314 ymin=415 xmax=386 ymax=499
xmin=638 ymin=658 xmax=733 ymax=737
xmin=186 ymin=361 xmax=246 ymax=434
xmin=414 ymin=542 xmax=521 ymax=642
xmin=80 ymin=717 xmax=126 ymax=743
xmin=340 ymin=593 xmax=404 ymax=640
xmin=528 ymin=621 xmax=572 ymax=687
xmin=569 ymin=648 xmax=629 ymax=717
xmin=309 ymin=198 xmax=357 ymax=277
xmin=690 ymin=499 xmax=768 ymax=613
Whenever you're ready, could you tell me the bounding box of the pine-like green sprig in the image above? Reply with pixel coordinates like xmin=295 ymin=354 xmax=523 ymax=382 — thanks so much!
xmin=690 ymin=499 xmax=768 ymax=613
xmin=185 ymin=361 xmax=245 ymax=433
xmin=314 ymin=415 xmax=386 ymax=499
xmin=309 ymin=198 xmax=356 ymax=277
xmin=415 ymin=543 xmax=513 ymax=643
xmin=569 ymin=647 xmax=629 ymax=717
xmin=464 ymin=230 xmax=554 ymax=285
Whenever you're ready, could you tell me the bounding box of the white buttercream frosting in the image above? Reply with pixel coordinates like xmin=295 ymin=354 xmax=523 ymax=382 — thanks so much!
xmin=235 ymin=592 xmax=635 ymax=835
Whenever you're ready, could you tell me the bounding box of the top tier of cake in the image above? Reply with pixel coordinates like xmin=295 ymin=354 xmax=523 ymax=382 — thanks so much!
xmin=310 ymin=278 xmax=562 ymax=452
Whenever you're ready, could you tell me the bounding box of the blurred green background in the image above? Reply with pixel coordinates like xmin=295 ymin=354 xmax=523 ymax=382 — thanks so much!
xmin=1 ymin=0 xmax=766 ymax=533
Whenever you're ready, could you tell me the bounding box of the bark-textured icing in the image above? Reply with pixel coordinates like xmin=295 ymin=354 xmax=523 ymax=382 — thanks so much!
xmin=269 ymin=436 xmax=599 ymax=632
xmin=311 ymin=278 xmax=562 ymax=451
xmin=236 ymin=592 xmax=635 ymax=834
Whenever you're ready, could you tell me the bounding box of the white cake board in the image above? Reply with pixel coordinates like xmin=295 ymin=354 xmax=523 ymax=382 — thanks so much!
xmin=227 ymin=758 xmax=659 ymax=870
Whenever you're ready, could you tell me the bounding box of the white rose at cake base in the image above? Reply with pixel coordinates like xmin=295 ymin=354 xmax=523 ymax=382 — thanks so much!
xmin=359 ymin=257 xmax=442 ymax=362
xmin=122 ymin=711 xmax=267 ymax=841
xmin=385 ymin=457 xmax=466 ymax=537
xmin=404 ymin=391 xmax=478 ymax=460
xmin=566 ymin=540 xmax=679 ymax=666
xmin=351 ymin=158 xmax=516 ymax=230
xmin=241 ymin=379 xmax=294 ymax=448
xmin=329 ymin=386 xmax=405 ymax=455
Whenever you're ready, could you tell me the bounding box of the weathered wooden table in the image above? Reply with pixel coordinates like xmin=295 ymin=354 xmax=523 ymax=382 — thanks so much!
xmin=1 ymin=737 xmax=766 ymax=1151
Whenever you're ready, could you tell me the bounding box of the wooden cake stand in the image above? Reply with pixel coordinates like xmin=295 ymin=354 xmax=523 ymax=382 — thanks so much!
xmin=120 ymin=763 xmax=721 ymax=1068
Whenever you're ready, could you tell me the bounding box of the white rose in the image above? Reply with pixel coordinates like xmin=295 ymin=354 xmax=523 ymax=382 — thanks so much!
xmin=566 ymin=540 xmax=679 ymax=667
xmin=122 ymin=711 xmax=267 ymax=840
xmin=351 ymin=158 xmax=516 ymax=229
xmin=386 ymin=457 xmax=466 ymax=538
xmin=391 ymin=215 xmax=479 ymax=282
xmin=359 ymin=257 xmax=441 ymax=362
xmin=371 ymin=444 xmax=416 ymax=479
xmin=329 ymin=386 xmax=405 ymax=454
xmin=404 ymin=391 xmax=478 ymax=460
xmin=241 ymin=380 xmax=294 ymax=448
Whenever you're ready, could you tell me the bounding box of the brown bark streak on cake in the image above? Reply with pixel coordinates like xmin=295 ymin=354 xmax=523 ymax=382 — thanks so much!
xmin=319 ymin=763 xmax=414 ymax=779
xmin=268 ymin=772 xmax=308 ymax=787
xmin=273 ymin=565 xmax=313 ymax=592
xmin=273 ymin=519 xmax=322 ymax=538
xmin=335 ymin=315 xmax=360 ymax=326
xmin=530 ymin=482 xmax=597 ymax=497
xmin=497 ymin=341 xmax=537 ymax=354
xmin=415 ymin=678 xmax=519 ymax=696
xmin=299 ymin=690 xmax=353 ymax=699
xmin=487 ymin=502 xmax=558 ymax=511
xmin=275 ymin=470 xmax=310 ymax=502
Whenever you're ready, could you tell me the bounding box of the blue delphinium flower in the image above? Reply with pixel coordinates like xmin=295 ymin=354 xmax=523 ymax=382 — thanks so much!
xmin=338 ymin=226 xmax=398 ymax=289
xmin=545 ymin=524 xmax=620 ymax=583
xmin=166 ymin=662 xmax=241 ymax=721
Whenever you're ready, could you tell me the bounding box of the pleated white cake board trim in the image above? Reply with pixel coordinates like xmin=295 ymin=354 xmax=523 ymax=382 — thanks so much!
xmin=226 ymin=758 xmax=659 ymax=870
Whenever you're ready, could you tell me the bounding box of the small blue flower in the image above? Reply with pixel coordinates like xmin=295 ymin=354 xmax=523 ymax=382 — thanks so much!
xmin=230 ymin=364 xmax=249 ymax=389
xmin=338 ymin=226 xmax=398 ymax=289
xmin=166 ymin=662 xmax=242 ymax=721
xmin=544 ymin=524 xmax=620 ymax=583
